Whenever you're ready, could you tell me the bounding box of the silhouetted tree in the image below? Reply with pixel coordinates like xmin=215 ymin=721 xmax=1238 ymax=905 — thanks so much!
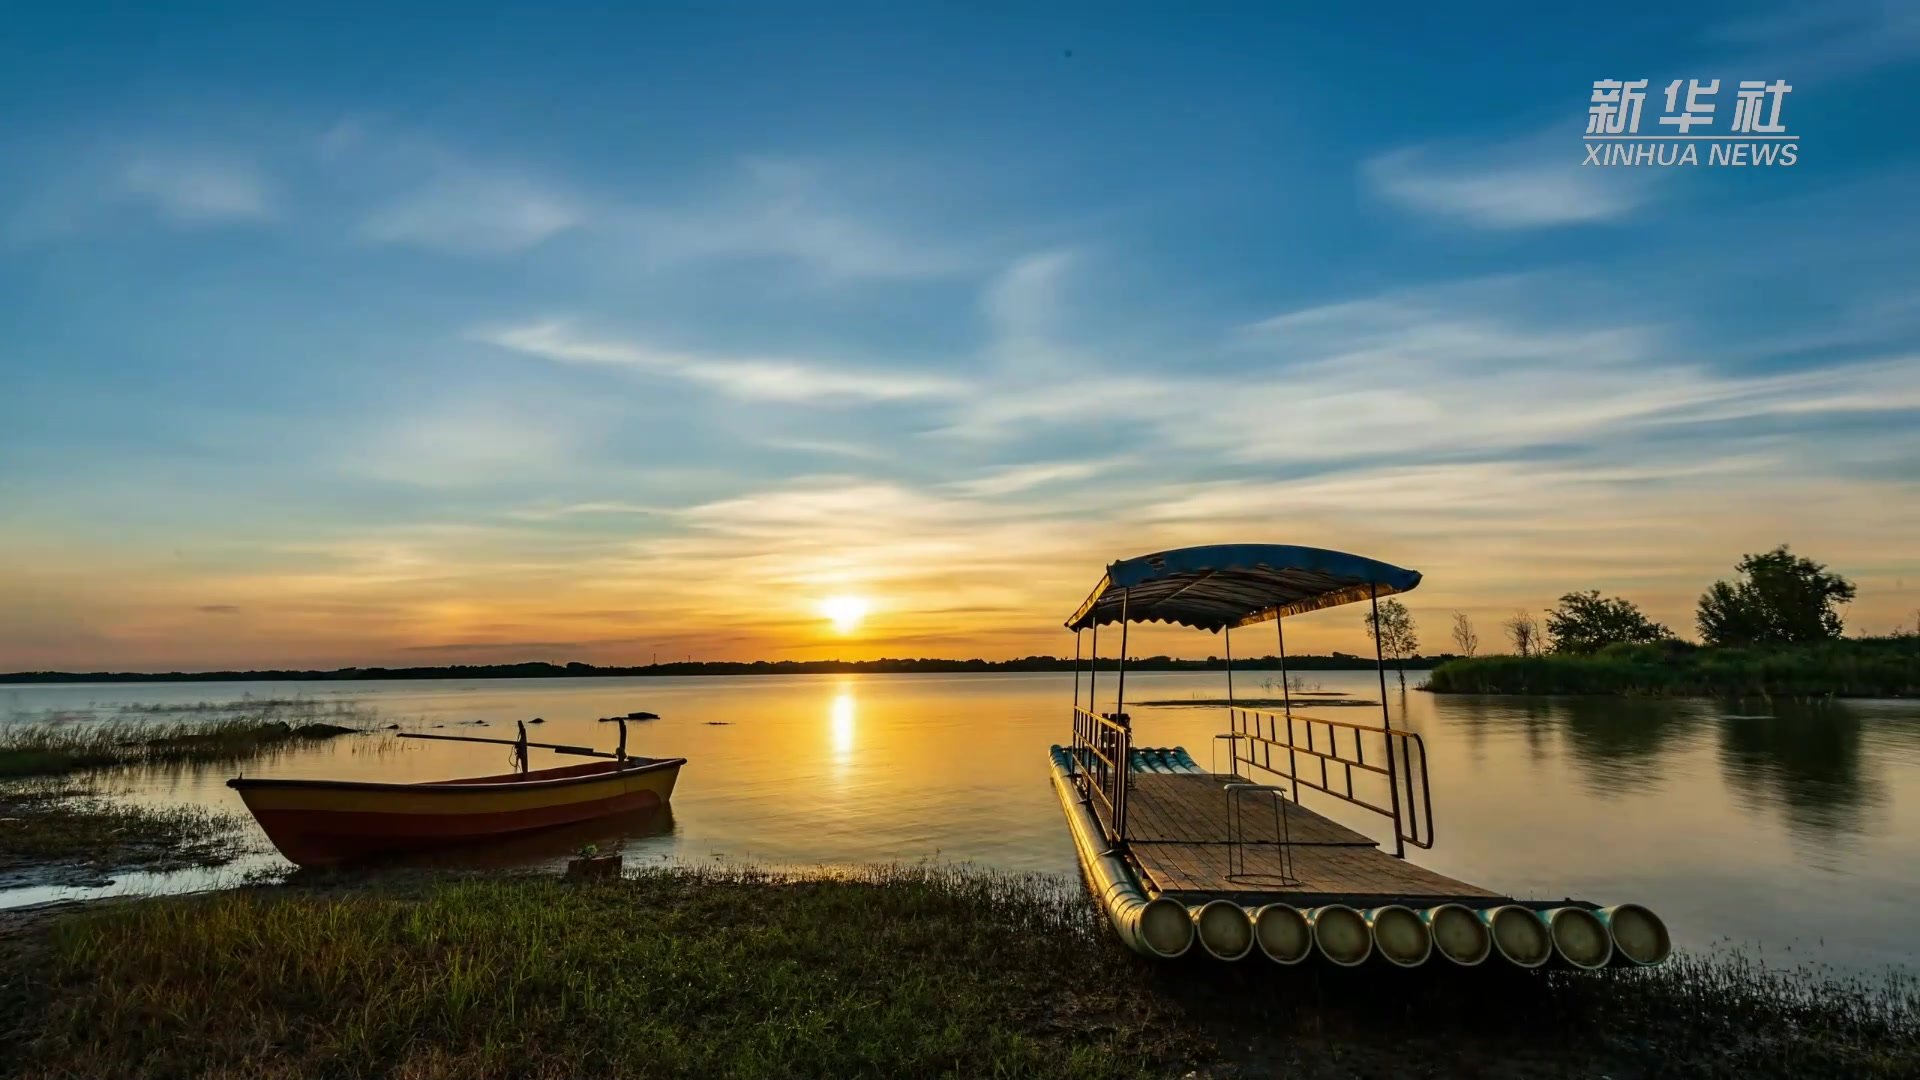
xmin=1450 ymin=611 xmax=1479 ymax=657
xmin=1504 ymin=610 xmax=1540 ymax=657
xmin=1697 ymin=545 xmax=1856 ymax=646
xmin=1363 ymin=599 xmax=1418 ymax=688
xmin=1545 ymin=591 xmax=1672 ymax=654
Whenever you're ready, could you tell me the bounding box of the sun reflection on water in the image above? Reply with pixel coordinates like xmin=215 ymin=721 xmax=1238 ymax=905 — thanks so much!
xmin=829 ymin=690 xmax=856 ymax=758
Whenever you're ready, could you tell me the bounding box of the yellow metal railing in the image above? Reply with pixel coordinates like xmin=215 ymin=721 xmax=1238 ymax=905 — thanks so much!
xmin=1070 ymin=706 xmax=1131 ymax=841
xmin=1224 ymin=707 xmax=1433 ymax=855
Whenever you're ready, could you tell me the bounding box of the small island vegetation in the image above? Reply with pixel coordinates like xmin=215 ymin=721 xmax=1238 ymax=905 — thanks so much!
xmin=1429 ymin=545 xmax=1919 ymax=697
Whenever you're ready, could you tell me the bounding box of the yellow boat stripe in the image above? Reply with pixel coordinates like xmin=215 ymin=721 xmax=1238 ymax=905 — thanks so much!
xmin=238 ymin=768 xmax=678 ymax=816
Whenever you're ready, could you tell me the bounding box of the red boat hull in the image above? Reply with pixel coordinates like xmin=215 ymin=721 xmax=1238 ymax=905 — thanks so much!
xmin=228 ymin=758 xmax=683 ymax=866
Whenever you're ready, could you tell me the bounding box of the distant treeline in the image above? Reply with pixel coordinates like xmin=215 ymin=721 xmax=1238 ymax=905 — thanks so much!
xmin=1425 ymin=636 xmax=1919 ymax=698
xmin=0 ymin=653 xmax=1455 ymax=685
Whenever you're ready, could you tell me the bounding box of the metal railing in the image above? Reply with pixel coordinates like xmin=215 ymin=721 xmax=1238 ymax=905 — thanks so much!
xmin=1224 ymin=707 xmax=1434 ymax=855
xmin=1070 ymin=706 xmax=1131 ymax=841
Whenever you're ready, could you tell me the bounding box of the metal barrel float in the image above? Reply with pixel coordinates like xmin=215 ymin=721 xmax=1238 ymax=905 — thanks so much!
xmin=1048 ymin=749 xmax=1194 ymax=958
xmin=1252 ymin=903 xmax=1313 ymax=965
xmin=1422 ymin=904 xmax=1492 ymax=966
xmin=1598 ymin=904 xmax=1671 ymax=967
xmin=1052 ymin=743 xmax=1672 ymax=971
xmin=1365 ymin=905 xmax=1433 ymax=968
xmin=1480 ymin=904 xmax=1553 ymax=968
xmin=1541 ymin=906 xmax=1614 ymax=970
xmin=1192 ymin=900 xmax=1256 ymax=961
xmin=1309 ymin=904 xmax=1374 ymax=966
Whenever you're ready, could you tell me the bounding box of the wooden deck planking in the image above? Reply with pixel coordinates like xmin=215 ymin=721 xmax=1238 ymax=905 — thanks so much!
xmin=1123 ymin=772 xmax=1503 ymax=906
xmin=1127 ymin=773 xmax=1377 ymax=847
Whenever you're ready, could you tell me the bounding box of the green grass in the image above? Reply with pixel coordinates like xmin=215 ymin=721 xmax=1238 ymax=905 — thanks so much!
xmin=0 ymin=698 xmax=372 ymax=779
xmin=0 ymin=784 xmax=250 ymax=882
xmin=2 ymin=866 xmax=1914 ymax=1079
xmin=1426 ymin=636 xmax=1920 ymax=697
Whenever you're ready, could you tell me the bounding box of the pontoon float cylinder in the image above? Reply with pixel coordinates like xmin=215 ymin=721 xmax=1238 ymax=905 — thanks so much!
xmin=1421 ymin=904 xmax=1492 ymax=966
xmin=1048 ymin=750 xmax=1193 ymax=958
xmin=1252 ymin=903 xmax=1313 ymax=965
xmin=1597 ymin=903 xmax=1671 ymax=967
xmin=1542 ymin=906 xmax=1613 ymax=970
xmin=1191 ymin=900 xmax=1255 ymax=961
xmin=1479 ymin=904 xmax=1551 ymax=968
xmin=1365 ymin=905 xmax=1433 ymax=968
xmin=1309 ymin=904 xmax=1373 ymax=967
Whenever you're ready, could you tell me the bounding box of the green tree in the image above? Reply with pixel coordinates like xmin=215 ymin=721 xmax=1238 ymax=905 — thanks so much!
xmin=1697 ymin=545 xmax=1856 ymax=646
xmin=1545 ymin=590 xmax=1672 ymax=654
xmin=1363 ymin=599 xmax=1418 ymax=688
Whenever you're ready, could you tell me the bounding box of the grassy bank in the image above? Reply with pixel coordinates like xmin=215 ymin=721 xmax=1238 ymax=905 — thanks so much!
xmin=0 ymin=699 xmax=370 ymax=779
xmin=2 ymin=866 xmax=1914 ymax=1079
xmin=1426 ymin=636 xmax=1920 ymax=697
xmin=0 ymin=784 xmax=250 ymax=885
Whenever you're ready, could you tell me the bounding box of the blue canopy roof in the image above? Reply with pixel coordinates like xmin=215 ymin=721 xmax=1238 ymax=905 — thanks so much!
xmin=1065 ymin=544 xmax=1422 ymax=632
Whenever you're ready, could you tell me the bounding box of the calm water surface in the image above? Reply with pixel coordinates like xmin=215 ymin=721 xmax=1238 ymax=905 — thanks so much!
xmin=5 ymin=672 xmax=1917 ymax=971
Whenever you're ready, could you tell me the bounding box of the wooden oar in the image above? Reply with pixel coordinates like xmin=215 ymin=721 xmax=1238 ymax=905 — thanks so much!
xmin=397 ymin=732 xmax=615 ymax=758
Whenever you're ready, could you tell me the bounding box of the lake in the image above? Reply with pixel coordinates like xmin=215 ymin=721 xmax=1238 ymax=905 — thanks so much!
xmin=5 ymin=671 xmax=1918 ymax=972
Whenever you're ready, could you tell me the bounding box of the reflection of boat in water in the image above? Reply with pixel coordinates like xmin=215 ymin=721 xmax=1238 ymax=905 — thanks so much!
xmin=229 ymin=716 xmax=685 ymax=867
xmin=279 ymin=804 xmax=679 ymax=879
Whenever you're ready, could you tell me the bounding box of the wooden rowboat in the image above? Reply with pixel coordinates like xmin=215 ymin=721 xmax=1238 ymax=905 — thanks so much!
xmin=228 ymin=716 xmax=684 ymax=866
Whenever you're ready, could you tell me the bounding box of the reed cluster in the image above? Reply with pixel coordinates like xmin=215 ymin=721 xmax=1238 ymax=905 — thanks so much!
xmin=0 ymin=698 xmax=372 ymax=779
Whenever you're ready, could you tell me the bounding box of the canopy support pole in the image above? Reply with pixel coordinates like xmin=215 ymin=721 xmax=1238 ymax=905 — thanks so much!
xmin=1224 ymin=625 xmax=1234 ymax=706
xmin=1071 ymin=629 xmax=1082 ymax=713
xmin=1088 ymin=620 xmax=1098 ymax=721
xmin=1276 ymin=616 xmax=1292 ymax=717
xmin=1371 ymin=584 xmax=1406 ymax=858
xmin=1115 ymin=589 xmax=1130 ymax=722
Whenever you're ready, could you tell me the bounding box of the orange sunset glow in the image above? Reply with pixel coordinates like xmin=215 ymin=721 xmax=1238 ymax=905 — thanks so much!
xmin=7 ymin=472 xmax=1915 ymax=671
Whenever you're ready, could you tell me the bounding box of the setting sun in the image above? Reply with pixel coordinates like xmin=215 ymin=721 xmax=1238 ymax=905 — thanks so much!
xmin=819 ymin=595 xmax=871 ymax=634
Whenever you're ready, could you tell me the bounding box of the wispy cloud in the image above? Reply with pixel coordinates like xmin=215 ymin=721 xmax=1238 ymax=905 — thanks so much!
xmin=363 ymin=171 xmax=582 ymax=254
xmin=1364 ymin=135 xmax=1653 ymax=229
xmin=481 ymin=321 xmax=966 ymax=403
xmin=939 ymin=273 xmax=1920 ymax=473
xmin=400 ymin=640 xmax=589 ymax=654
xmin=507 ymin=501 xmax=665 ymax=522
xmin=620 ymin=477 xmax=1109 ymax=651
xmin=619 ymin=157 xmax=984 ymax=281
xmin=758 ymin=437 xmax=888 ymax=461
xmin=306 ymin=120 xmax=587 ymax=254
xmin=946 ymin=458 xmax=1123 ymax=497
xmin=341 ymin=134 xmax=975 ymax=275
xmin=1707 ymin=1 xmax=1920 ymax=77
xmin=345 ymin=393 xmax=600 ymax=488
xmin=121 ymin=151 xmax=276 ymax=225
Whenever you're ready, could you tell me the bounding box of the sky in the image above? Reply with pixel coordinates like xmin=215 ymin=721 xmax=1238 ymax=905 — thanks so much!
xmin=2 ymin=2 xmax=1917 ymax=670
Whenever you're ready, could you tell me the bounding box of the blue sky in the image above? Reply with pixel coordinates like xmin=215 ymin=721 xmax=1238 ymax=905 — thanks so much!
xmin=2 ymin=2 xmax=1917 ymax=668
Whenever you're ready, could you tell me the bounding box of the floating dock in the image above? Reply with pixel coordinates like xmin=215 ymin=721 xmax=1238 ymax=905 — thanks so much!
xmin=1049 ymin=745 xmax=1669 ymax=968
xmin=1049 ymin=543 xmax=1672 ymax=970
